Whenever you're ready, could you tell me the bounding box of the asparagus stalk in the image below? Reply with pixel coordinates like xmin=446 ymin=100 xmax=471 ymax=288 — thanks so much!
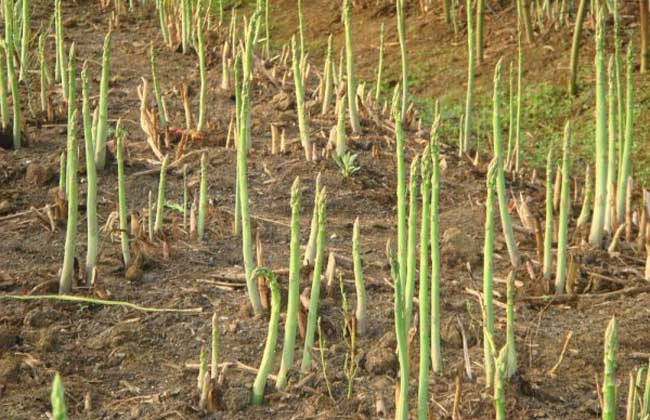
xmin=602 ymin=316 xmax=617 ymax=420
xmin=335 ymin=94 xmax=347 ymax=158
xmin=116 ymin=124 xmax=130 ymax=268
xmin=82 ymin=63 xmax=98 ymax=283
xmin=292 ymin=35 xmax=311 ymax=160
xmin=388 ymin=244 xmax=409 ymax=420
xmin=210 ymin=313 xmax=218 ymax=379
xmin=404 ymin=155 xmax=420 ymax=325
xmin=430 ymin=115 xmax=443 ymax=374
xmin=59 ymin=109 xmax=79 ymax=294
xmin=568 ymin=0 xmax=588 ymax=95
xmin=148 ymin=190 xmax=153 ymax=241
xmin=18 ymin=0 xmax=29 ymax=82
xmin=2 ymin=9 xmax=22 ymax=149
xmin=616 ymin=42 xmax=634 ymax=226
xmin=276 ymin=177 xmax=301 ymax=390
xmin=196 ymin=14 xmax=206 ymax=132
xmin=395 ymin=109 xmax=408 ymax=295
xmin=476 ymin=0 xmax=485 ymax=63
xmin=150 ymin=44 xmax=166 ymax=128
xmin=154 ymin=155 xmax=169 ymax=234
xmin=417 ymin=145 xmax=432 ymax=419
xmin=492 ymin=60 xmax=520 ymax=267
xmin=54 ymin=0 xmax=64 ymax=88
xmin=577 ymin=166 xmax=593 ymax=229
xmin=555 ymin=122 xmax=572 ymax=294
xmin=303 ymin=173 xmax=321 ymax=266
xmin=505 ymin=271 xmax=517 ymax=378
xmin=38 ymin=33 xmax=47 ymax=115
xmin=605 ymin=56 xmax=617 ymax=234
xmin=0 ymin=43 xmax=8 ymax=129
xmin=463 ymin=0 xmax=475 ymax=153
xmin=514 ymin=27 xmax=523 ymax=173
xmin=94 ymin=32 xmax=112 ymax=170
xmin=483 ymin=160 xmax=497 ymax=388
xmin=353 ymin=217 xmax=367 ymax=336
xmin=321 ymin=34 xmax=334 ymax=115
xmin=59 ymin=152 xmax=66 ymax=192
xmin=589 ymin=7 xmax=607 ymax=247
xmin=494 ymin=345 xmax=508 ymax=420
xmin=342 ymin=0 xmax=360 ymax=132
xmin=375 ymin=23 xmax=384 ymax=103
xmin=396 ymin=0 xmax=408 ymax=119
xmin=197 ymin=153 xmax=207 ymax=241
xmin=251 ymin=268 xmax=280 ymax=405
xmin=543 ymin=149 xmax=553 ymax=279
xmin=300 ymin=188 xmax=327 ymax=374
xmin=51 ymin=373 xmax=67 ymax=420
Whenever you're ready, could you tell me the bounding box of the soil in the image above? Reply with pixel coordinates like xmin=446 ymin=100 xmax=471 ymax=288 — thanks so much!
xmin=1 ymin=0 xmax=650 ymax=419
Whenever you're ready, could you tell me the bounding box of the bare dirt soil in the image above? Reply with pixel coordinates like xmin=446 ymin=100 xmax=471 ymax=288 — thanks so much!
xmin=1 ymin=0 xmax=650 ymax=419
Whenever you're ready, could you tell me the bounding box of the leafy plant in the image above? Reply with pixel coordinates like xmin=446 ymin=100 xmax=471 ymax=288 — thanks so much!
xmin=333 ymin=152 xmax=360 ymax=178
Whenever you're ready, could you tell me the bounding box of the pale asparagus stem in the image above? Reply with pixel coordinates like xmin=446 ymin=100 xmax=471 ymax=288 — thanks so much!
xmin=291 ymin=36 xmax=311 ymax=161
xmin=264 ymin=0 xmax=270 ymax=57
xmin=494 ymin=345 xmax=508 ymax=420
xmin=335 ymin=94 xmax=347 ymax=158
xmin=233 ymin=56 xmax=242 ymax=236
xmin=59 ymin=109 xmax=79 ymax=294
xmin=148 ymin=190 xmax=153 ymax=241
xmin=251 ymin=269 xmax=280 ymax=405
xmin=605 ymin=56 xmax=617 ymax=234
xmin=321 ymin=34 xmax=334 ymax=115
xmin=568 ymin=0 xmax=588 ymax=95
xmin=197 ymin=154 xmax=207 ymax=241
xmin=589 ymin=8 xmax=607 ymax=247
xmin=388 ymin=244 xmax=408 ymax=420
xmin=54 ymin=0 xmax=65 ymax=88
xmin=51 ymin=373 xmax=67 ymax=419
xmin=210 ymin=313 xmax=218 ymax=380
xmin=196 ymin=14 xmax=206 ymax=132
xmin=506 ymin=61 xmax=515 ymax=170
xmin=483 ymin=160 xmax=497 ymax=388
xmin=553 ymin=165 xmax=562 ymax=211
xmin=430 ymin=116 xmax=442 ymax=375
xmin=394 ymin=109 xmax=408 ymax=295
xmin=555 ymin=122 xmax=572 ymax=294
xmin=181 ymin=0 xmax=190 ymax=54
xmin=220 ymin=42 xmax=230 ymax=91
xmin=602 ymin=317 xmax=617 ymax=420
xmin=154 ymin=155 xmax=169 ymax=234
xmin=353 ymin=217 xmax=367 ymax=336
xmin=515 ymin=26 xmax=523 ymax=173
xmin=543 ymin=150 xmax=553 ymax=279
xmin=0 ymin=45 xmax=8 ymax=128
xmin=297 ymin=0 xmax=305 ymax=59
xmin=417 ymin=145 xmax=432 ymax=419
xmin=65 ymin=44 xmax=78 ymax=194
xmin=59 ymin=152 xmax=66 ymax=192
xmin=625 ymin=176 xmax=633 ymax=242
xmin=303 ymin=173 xmax=321 ymax=266
xmin=82 ymin=63 xmax=98 ymax=283
xmin=626 ymin=371 xmax=636 ymax=420
xmin=151 ymin=44 xmax=167 ymax=128
xmin=577 ymin=166 xmax=593 ymax=229
xmin=404 ymin=155 xmax=420 ymax=325
xmin=94 ymin=32 xmax=112 ymax=170
xmin=300 ymin=188 xmax=327 ymax=375
xmin=375 ymin=23 xmax=384 ymax=103
xmin=197 ymin=346 xmax=207 ymax=391
xmin=476 ymin=0 xmax=485 ymax=63
xmin=38 ymin=33 xmax=48 ymax=115
xmin=396 ymin=0 xmax=408 ymax=118
xmin=463 ymin=0 xmax=475 ymax=153
xmin=2 ymin=8 xmax=21 ymax=149
xmin=505 ymin=271 xmax=516 ymax=378
xmin=342 ymin=0 xmax=360 ymax=132
xmin=614 ymin=0 xmax=624 ymax=176
xmin=116 ymin=125 xmax=130 ymax=268
xmin=18 ymin=0 xmax=30 ymax=82
xmin=492 ymin=60 xmax=520 ymax=267
xmin=276 ymin=177 xmax=301 ymax=390
xmin=616 ymin=42 xmax=634 ymax=225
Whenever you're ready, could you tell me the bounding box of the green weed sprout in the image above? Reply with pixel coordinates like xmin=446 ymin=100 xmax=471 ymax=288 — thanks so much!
xmin=333 ymin=152 xmax=360 ymax=178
